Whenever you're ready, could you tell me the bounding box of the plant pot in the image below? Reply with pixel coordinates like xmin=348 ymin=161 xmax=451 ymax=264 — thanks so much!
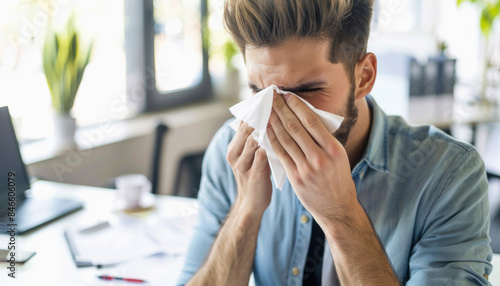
xmin=53 ymin=113 xmax=77 ymax=149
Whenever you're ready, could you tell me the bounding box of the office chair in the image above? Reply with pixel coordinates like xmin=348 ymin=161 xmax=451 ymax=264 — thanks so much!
xmin=173 ymin=151 xmax=205 ymax=198
xmin=150 ymin=122 xmax=169 ymax=194
xmin=150 ymin=121 xmax=205 ymax=197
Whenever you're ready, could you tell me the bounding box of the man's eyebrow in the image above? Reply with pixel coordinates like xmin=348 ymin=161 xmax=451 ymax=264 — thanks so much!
xmin=248 ymin=81 xmax=327 ymax=93
xmin=248 ymin=83 xmax=261 ymax=92
xmin=282 ymin=81 xmax=327 ymax=93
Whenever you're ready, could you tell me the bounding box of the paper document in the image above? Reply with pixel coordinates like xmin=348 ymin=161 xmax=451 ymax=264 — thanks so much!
xmin=65 ymin=213 xmax=197 ymax=267
xmin=66 ymin=221 xmax=161 ymax=266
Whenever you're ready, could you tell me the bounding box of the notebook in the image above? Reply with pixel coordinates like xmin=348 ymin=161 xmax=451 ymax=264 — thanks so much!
xmin=0 ymin=106 xmax=83 ymax=234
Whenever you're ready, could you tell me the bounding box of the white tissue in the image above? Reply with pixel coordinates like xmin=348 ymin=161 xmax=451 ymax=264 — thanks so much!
xmin=229 ymin=85 xmax=344 ymax=190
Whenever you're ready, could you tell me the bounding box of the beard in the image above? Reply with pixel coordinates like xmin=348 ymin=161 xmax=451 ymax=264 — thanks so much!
xmin=332 ymin=85 xmax=358 ymax=146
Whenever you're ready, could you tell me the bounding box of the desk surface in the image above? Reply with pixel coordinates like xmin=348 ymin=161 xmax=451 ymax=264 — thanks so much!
xmin=0 ymin=180 xmax=199 ymax=285
xmin=1 ymin=181 xmax=499 ymax=285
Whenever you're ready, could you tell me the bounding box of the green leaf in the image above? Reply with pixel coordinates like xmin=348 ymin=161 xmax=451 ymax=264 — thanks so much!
xmin=458 ymin=0 xmax=483 ymax=6
xmin=223 ymin=40 xmax=239 ymax=71
xmin=52 ymin=32 xmax=58 ymax=57
xmin=480 ymin=11 xmax=492 ymax=37
xmin=62 ymin=64 xmax=73 ymax=112
xmin=54 ymin=34 xmax=67 ymax=76
xmin=488 ymin=2 xmax=500 ymax=18
xmin=43 ymin=31 xmax=60 ymax=111
xmin=78 ymin=40 xmax=93 ymax=68
xmin=69 ymin=32 xmax=77 ymax=63
xmin=42 ymin=14 xmax=93 ymax=113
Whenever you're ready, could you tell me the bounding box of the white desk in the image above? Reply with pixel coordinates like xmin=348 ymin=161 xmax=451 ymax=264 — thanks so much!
xmin=0 ymin=181 xmax=199 ymax=285
xmin=492 ymin=255 xmax=500 ymax=284
xmin=1 ymin=181 xmax=499 ymax=285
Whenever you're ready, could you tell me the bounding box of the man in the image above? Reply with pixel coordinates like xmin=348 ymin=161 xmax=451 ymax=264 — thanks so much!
xmin=178 ymin=0 xmax=493 ymax=285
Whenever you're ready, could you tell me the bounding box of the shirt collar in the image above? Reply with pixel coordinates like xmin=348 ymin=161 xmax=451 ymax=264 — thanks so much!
xmin=360 ymin=95 xmax=389 ymax=173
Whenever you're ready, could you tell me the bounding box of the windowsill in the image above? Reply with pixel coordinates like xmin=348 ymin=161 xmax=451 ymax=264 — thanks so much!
xmin=21 ymin=97 xmax=238 ymax=165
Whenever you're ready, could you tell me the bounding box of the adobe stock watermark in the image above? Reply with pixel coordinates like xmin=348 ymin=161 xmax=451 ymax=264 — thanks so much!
xmin=6 ymin=0 xmax=72 ymax=46
xmin=384 ymin=138 xmax=442 ymax=186
xmin=371 ymin=0 xmax=403 ymax=38
xmin=50 ymin=118 xmax=115 ymax=181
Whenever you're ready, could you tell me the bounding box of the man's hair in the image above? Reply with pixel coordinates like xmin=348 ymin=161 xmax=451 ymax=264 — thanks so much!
xmin=223 ymin=0 xmax=374 ymax=79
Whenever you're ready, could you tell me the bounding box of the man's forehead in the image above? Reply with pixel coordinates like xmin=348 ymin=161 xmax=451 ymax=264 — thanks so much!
xmin=245 ymin=38 xmax=331 ymax=63
xmin=245 ymin=58 xmax=345 ymax=91
xmin=244 ymin=38 xmax=343 ymax=89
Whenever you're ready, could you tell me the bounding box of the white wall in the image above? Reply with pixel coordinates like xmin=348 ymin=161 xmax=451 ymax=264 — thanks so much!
xmin=25 ymin=100 xmax=234 ymax=195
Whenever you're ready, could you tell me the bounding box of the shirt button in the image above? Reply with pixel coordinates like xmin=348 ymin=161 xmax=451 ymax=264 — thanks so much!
xmin=300 ymin=214 xmax=309 ymax=223
xmin=291 ymin=267 xmax=300 ymax=276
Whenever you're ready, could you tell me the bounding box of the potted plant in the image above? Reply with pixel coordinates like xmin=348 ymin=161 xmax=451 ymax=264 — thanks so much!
xmin=221 ymin=39 xmax=241 ymax=98
xmin=457 ymin=0 xmax=500 ymax=105
xmin=204 ymin=1 xmax=242 ymax=99
xmin=42 ymin=16 xmax=92 ymax=148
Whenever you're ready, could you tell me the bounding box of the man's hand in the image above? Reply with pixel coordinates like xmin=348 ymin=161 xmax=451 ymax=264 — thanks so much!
xmin=267 ymin=91 xmax=400 ymax=285
xmin=227 ymin=122 xmax=272 ymax=215
xmin=266 ymin=91 xmax=357 ymax=224
xmin=187 ymin=123 xmax=272 ymax=286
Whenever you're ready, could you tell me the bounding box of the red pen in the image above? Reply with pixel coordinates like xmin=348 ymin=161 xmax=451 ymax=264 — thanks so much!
xmin=97 ymin=275 xmax=147 ymax=283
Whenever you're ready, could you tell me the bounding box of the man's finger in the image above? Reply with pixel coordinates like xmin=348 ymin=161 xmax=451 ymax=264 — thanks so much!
xmin=269 ymin=110 xmax=306 ymax=164
xmin=227 ymin=122 xmax=254 ymax=163
xmin=238 ymin=136 xmax=259 ymax=171
xmin=252 ymin=147 xmax=270 ymax=177
xmin=282 ymin=94 xmax=333 ymax=150
xmin=267 ymin=115 xmax=299 ymax=170
xmin=271 ymin=92 xmax=321 ymax=157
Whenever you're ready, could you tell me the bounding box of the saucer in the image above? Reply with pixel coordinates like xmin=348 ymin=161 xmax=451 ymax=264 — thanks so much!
xmin=113 ymin=193 xmax=155 ymax=211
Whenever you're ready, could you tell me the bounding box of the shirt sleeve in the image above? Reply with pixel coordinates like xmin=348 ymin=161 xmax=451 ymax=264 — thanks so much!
xmin=176 ymin=123 xmax=237 ymax=285
xmin=406 ymin=148 xmax=493 ymax=285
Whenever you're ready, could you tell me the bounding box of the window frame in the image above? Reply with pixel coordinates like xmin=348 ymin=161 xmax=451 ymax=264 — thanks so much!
xmin=142 ymin=0 xmax=212 ymax=112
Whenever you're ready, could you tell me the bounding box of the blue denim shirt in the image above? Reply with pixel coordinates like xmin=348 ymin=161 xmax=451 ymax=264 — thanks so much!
xmin=177 ymin=96 xmax=493 ymax=285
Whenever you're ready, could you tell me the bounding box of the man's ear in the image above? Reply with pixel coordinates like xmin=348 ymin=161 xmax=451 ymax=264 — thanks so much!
xmin=354 ymin=53 xmax=377 ymax=100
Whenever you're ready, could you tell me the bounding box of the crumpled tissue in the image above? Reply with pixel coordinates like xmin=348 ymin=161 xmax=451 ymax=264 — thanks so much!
xmin=229 ymin=84 xmax=344 ymax=190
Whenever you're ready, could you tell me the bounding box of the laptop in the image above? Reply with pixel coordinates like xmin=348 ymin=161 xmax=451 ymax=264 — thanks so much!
xmin=0 ymin=106 xmax=83 ymax=234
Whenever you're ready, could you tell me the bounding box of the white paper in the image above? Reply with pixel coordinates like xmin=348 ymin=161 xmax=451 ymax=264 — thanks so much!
xmin=66 ymin=213 xmax=197 ymax=267
xmin=229 ymin=85 xmax=344 ymax=190
xmin=68 ymin=221 xmax=162 ymax=266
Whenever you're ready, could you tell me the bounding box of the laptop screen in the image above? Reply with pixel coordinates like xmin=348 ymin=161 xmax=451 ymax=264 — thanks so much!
xmin=0 ymin=106 xmax=30 ymax=206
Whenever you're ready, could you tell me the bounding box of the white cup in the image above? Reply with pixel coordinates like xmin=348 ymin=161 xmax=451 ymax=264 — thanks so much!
xmin=115 ymin=174 xmax=152 ymax=209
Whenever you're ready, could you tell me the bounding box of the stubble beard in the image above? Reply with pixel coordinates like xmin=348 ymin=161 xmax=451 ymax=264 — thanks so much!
xmin=332 ymin=85 xmax=358 ymax=146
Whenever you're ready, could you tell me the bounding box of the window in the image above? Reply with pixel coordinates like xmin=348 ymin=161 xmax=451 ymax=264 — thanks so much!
xmin=0 ymin=0 xmax=210 ymax=142
xmin=136 ymin=0 xmax=211 ymax=112
xmin=372 ymin=0 xmax=428 ymax=34
xmin=154 ymin=0 xmax=203 ymax=92
xmin=370 ymin=0 xmax=483 ymax=82
xmin=0 ymin=0 xmax=127 ymax=142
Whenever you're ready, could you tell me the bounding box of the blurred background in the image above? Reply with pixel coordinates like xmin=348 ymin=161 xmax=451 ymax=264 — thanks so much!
xmin=0 ymin=0 xmax=500 ymax=248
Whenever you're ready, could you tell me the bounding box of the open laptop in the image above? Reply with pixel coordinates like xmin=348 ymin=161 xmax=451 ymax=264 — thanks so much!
xmin=0 ymin=106 xmax=83 ymax=234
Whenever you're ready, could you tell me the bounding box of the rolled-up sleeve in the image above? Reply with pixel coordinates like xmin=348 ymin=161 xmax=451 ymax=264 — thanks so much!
xmin=406 ymin=148 xmax=493 ymax=285
xmin=176 ymin=124 xmax=236 ymax=285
